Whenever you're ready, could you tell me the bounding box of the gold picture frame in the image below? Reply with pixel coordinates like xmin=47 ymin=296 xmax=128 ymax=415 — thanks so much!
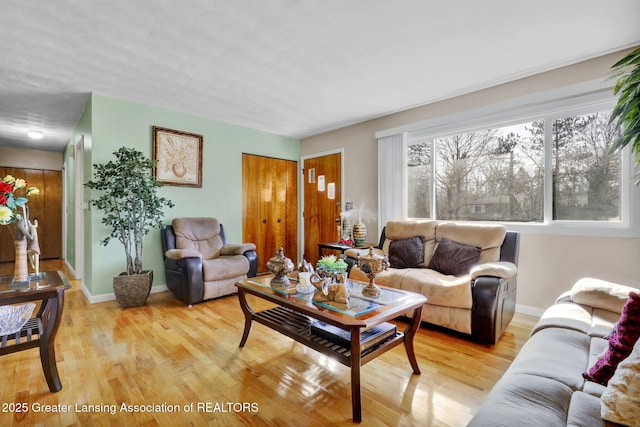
xmin=152 ymin=126 xmax=203 ymax=187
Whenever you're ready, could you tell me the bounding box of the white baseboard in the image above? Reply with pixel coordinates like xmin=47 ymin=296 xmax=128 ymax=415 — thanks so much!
xmin=515 ymin=303 xmax=544 ymax=318
xmin=64 ymin=259 xmax=76 ymax=277
xmin=79 ymin=283 xmax=547 ymax=315
xmin=83 ymin=284 xmax=169 ymax=304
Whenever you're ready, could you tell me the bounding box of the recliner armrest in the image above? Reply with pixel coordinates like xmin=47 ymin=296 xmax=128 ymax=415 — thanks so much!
xmin=163 ymin=256 xmax=205 ymax=305
xmin=165 ymin=249 xmax=203 ymax=260
xmin=570 ymin=277 xmax=638 ymax=314
xmin=221 ymin=243 xmax=257 ymax=256
xmin=472 ymin=274 xmax=517 ymax=344
xmin=470 ymin=261 xmax=517 ymax=280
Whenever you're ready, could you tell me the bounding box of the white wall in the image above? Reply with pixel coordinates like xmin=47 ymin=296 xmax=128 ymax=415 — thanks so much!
xmin=0 ymin=146 xmax=63 ymax=170
xmin=300 ymin=49 xmax=640 ymax=314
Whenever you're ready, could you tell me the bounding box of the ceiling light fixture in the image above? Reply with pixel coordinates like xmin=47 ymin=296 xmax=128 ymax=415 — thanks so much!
xmin=27 ymin=130 xmax=44 ymax=140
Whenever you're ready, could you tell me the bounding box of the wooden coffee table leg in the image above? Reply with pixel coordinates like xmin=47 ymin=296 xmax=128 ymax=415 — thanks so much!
xmin=39 ymin=291 xmax=66 ymax=392
xmin=404 ymin=305 xmax=423 ymax=374
xmin=237 ymin=289 xmax=254 ymax=348
xmin=350 ymin=327 xmax=362 ymax=423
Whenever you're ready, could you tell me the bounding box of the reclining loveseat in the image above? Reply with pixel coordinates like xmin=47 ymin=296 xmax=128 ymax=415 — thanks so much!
xmin=346 ymin=220 xmax=519 ymax=344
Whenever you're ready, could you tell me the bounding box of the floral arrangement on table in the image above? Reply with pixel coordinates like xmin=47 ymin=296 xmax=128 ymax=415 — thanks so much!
xmin=316 ymin=255 xmax=348 ymax=273
xmin=0 ymin=175 xmax=41 ymax=283
xmin=0 ymin=175 xmax=40 ymax=228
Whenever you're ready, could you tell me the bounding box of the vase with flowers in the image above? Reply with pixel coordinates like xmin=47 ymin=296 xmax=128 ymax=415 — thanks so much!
xmin=0 ymin=175 xmax=40 ymax=284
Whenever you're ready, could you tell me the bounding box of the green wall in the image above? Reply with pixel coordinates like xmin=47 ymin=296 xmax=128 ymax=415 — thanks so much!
xmin=75 ymin=93 xmax=299 ymax=297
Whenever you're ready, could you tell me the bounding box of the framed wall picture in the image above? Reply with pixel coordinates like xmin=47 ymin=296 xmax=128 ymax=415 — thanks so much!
xmin=152 ymin=126 xmax=203 ymax=187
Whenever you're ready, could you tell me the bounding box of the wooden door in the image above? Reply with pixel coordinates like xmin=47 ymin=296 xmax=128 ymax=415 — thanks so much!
xmin=242 ymin=154 xmax=297 ymax=273
xmin=303 ymin=153 xmax=341 ymax=265
xmin=0 ymin=167 xmax=62 ymax=262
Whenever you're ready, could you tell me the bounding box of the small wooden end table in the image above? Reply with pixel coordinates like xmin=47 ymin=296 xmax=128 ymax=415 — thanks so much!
xmin=236 ymin=276 xmax=427 ymax=422
xmin=0 ymin=271 xmax=71 ymax=392
xmin=317 ymin=242 xmax=378 ymax=257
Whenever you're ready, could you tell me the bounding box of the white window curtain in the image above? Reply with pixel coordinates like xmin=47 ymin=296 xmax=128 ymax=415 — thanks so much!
xmin=377 ymin=133 xmax=406 ymax=230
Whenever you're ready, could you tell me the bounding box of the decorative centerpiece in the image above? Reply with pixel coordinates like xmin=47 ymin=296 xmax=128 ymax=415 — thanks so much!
xmin=266 ymin=247 xmax=294 ymax=287
xmin=310 ymin=274 xmax=349 ymax=304
xmin=316 ymin=255 xmax=348 ymax=283
xmin=357 ymin=247 xmax=389 ymax=297
xmin=310 ymin=255 xmax=350 ymax=304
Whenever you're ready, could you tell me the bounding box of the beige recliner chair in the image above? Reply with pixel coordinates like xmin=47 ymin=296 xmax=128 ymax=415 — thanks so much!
xmin=161 ymin=217 xmax=258 ymax=305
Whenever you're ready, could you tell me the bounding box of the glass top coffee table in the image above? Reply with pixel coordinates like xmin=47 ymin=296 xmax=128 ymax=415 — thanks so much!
xmin=235 ymin=275 xmax=427 ymax=423
xmin=0 ymin=271 xmax=71 ymax=392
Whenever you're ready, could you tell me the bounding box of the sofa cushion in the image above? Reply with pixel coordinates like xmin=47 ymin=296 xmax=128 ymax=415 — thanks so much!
xmin=532 ymin=302 xmax=619 ymax=338
xmin=584 ymin=292 xmax=640 ymax=385
xmin=601 ymin=338 xmax=640 ymax=427
xmin=370 ymin=268 xmax=473 ymax=309
xmin=571 ymin=277 xmax=639 ymax=314
xmin=202 ymin=255 xmax=249 ymax=282
xmin=467 ymin=373 xmax=574 ymax=427
xmin=427 ymin=238 xmax=480 ymax=276
xmin=566 ymin=392 xmax=609 ymax=427
xmin=388 ymin=235 xmax=425 ymax=268
xmin=384 ymin=219 xmax=437 ymax=241
xmin=435 ymin=222 xmax=506 ymax=264
xmin=505 ymin=327 xmax=590 ymax=391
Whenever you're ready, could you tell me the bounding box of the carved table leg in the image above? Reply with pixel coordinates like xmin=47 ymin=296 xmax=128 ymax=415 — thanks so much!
xmin=404 ymin=305 xmax=423 ymax=374
xmin=350 ymin=327 xmax=362 ymax=423
xmin=237 ymin=288 xmax=254 ymax=348
xmin=39 ymin=290 xmax=65 ymax=392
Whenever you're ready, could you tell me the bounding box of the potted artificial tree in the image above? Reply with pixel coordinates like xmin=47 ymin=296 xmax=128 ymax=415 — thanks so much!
xmin=609 ymin=46 xmax=640 ymax=181
xmin=85 ymin=147 xmax=174 ymax=307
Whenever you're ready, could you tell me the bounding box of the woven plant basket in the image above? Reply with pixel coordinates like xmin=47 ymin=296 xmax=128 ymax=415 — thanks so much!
xmin=112 ymin=270 xmax=153 ymax=308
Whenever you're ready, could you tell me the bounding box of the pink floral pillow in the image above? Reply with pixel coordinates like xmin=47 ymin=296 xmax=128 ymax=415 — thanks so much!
xmin=583 ymin=292 xmax=640 ymax=385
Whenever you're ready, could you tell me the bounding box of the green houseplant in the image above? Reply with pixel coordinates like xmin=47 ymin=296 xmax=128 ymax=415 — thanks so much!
xmin=609 ymin=46 xmax=640 ymax=183
xmin=85 ymin=147 xmax=174 ymax=307
xmin=316 ymin=254 xmax=348 ymax=273
xmin=316 ymin=254 xmax=349 ymax=283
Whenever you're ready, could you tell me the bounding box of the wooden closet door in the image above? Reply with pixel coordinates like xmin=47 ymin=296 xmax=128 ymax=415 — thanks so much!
xmin=242 ymin=154 xmax=297 ymax=273
xmin=0 ymin=167 xmax=62 ymax=262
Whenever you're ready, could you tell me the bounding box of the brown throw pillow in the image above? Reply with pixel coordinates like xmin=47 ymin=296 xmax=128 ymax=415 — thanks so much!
xmin=427 ymin=238 xmax=480 ymax=276
xmin=388 ymin=236 xmax=425 ymax=269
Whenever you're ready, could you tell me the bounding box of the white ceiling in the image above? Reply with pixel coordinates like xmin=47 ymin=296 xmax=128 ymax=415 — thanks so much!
xmin=1 ymin=0 xmax=639 ymax=153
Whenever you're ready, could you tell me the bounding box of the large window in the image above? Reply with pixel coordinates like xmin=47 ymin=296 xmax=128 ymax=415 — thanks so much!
xmin=551 ymin=112 xmax=621 ymax=221
xmin=407 ymin=109 xmax=621 ymax=223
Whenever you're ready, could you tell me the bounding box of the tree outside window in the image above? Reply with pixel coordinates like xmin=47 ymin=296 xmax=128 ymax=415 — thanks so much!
xmin=405 ymin=109 xmax=621 ymax=223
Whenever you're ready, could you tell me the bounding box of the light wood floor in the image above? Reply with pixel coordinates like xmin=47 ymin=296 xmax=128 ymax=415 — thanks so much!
xmin=0 ymin=260 xmax=537 ymax=426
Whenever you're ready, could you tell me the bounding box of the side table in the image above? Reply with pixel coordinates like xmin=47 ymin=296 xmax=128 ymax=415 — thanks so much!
xmin=318 ymin=242 xmax=378 ymax=257
xmin=0 ymin=271 xmax=71 ymax=392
